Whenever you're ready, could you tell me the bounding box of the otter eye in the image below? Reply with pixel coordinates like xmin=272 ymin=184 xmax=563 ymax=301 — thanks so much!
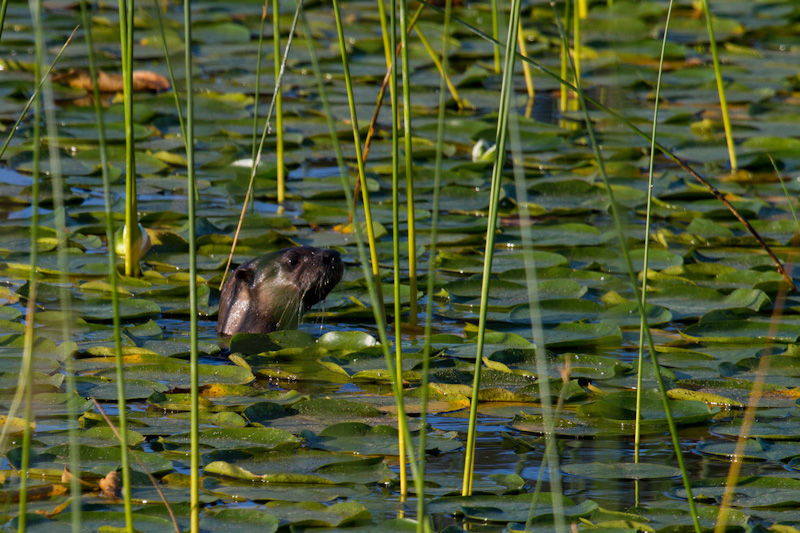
xmin=288 ymin=256 xmax=299 ymax=267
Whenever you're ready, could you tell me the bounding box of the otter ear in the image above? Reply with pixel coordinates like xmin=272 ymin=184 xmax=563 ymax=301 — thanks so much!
xmin=234 ymin=264 xmax=254 ymax=283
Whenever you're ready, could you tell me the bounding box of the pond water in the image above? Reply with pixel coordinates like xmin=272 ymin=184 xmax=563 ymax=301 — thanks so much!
xmin=2 ymin=0 xmax=800 ymax=530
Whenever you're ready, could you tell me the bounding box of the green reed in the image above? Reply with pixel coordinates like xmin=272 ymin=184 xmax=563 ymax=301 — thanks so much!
xmin=461 ymin=0 xmax=523 ymax=496
xmin=252 ymin=2 xmax=268 ymax=182
xmin=17 ymin=0 xmax=44 ymax=525
xmin=389 ymin=0 xmax=407 ymax=495
xmin=183 ymin=0 xmax=200 ymax=530
xmin=273 ymin=0 xmax=285 ymax=203
xmin=80 ymin=0 xmax=133 ymax=527
xmin=416 ymin=0 xmax=454 ymax=523
xmin=634 ymin=0 xmax=674 ymax=475
xmin=399 ymin=0 xmax=418 ymax=326
xmin=700 ymin=0 xmax=737 ymax=172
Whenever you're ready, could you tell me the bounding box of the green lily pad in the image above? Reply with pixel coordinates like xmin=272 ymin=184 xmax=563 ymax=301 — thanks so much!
xmin=561 ymin=462 xmax=681 ymax=480
xmin=578 ymin=390 xmax=719 ymax=426
xmin=302 ymin=422 xmax=462 ymax=455
xmin=204 ymin=450 xmax=396 ymax=485
xmin=96 ymin=362 xmax=254 ymax=387
xmin=162 ymin=427 xmax=299 ymax=451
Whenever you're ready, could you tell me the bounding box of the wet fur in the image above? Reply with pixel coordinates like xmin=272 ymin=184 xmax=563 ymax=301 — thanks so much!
xmin=217 ymin=247 xmax=343 ymax=336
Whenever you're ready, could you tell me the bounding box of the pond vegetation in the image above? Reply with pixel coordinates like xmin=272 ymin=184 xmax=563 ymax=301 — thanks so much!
xmin=1 ymin=0 xmax=800 ymax=531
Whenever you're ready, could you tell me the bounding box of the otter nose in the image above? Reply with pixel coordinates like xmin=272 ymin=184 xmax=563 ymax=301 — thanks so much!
xmin=322 ymin=249 xmax=341 ymax=266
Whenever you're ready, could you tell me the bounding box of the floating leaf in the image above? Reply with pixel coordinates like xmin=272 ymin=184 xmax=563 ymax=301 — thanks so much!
xmin=562 ymin=462 xmax=681 ymax=480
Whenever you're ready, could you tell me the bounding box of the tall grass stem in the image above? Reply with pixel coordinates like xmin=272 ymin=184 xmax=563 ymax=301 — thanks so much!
xmin=417 ymin=0 xmax=453 ymax=522
xmin=80 ymin=0 xmax=133 ymax=527
xmin=17 ymin=0 xmax=44 ymax=526
xmin=331 ymin=0 xmax=386 ymax=321
xmin=400 ymin=0 xmax=418 ymax=326
xmin=389 ymin=0 xmax=408 ymax=496
xmin=120 ymin=0 xmax=140 ymax=277
xmin=700 ymin=0 xmax=737 ymax=172
xmin=635 ymin=0 xmax=674 ymax=467
xmin=182 ymin=0 xmax=200 ymax=530
xmin=273 ymin=0 xmax=285 ymax=203
xmin=461 ymin=0 xmax=522 ymax=496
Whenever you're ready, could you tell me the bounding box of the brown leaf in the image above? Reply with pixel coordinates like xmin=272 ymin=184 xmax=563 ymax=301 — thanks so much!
xmin=34 ymin=495 xmax=73 ymax=518
xmin=60 ymin=466 xmax=94 ymax=488
xmin=99 ymin=470 xmax=122 ymax=499
xmin=51 ymin=68 xmax=169 ymax=93
xmin=5 ymin=484 xmax=68 ymax=502
xmin=132 ymin=70 xmax=170 ymax=92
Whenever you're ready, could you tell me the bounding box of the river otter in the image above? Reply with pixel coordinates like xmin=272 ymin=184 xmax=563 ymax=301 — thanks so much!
xmin=217 ymin=246 xmax=344 ymax=336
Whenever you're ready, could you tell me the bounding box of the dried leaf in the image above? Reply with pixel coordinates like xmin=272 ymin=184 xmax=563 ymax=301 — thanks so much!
xmin=52 ymin=68 xmax=169 ymax=93
xmin=99 ymin=470 xmax=122 ymax=498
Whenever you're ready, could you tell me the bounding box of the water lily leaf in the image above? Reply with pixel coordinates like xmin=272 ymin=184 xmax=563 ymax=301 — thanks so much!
xmin=34 ymin=444 xmax=172 ymax=476
xmin=201 ymin=509 xmax=279 ymax=532
xmin=263 ymin=501 xmax=370 ymax=528
xmin=509 ymin=299 xmax=605 ymax=324
xmin=0 ymin=371 xmax=63 ymax=392
xmin=601 ymin=248 xmax=684 ymax=273
xmin=0 ymin=353 xmax=59 ymax=373
xmin=1 ymin=392 xmax=93 ymax=417
xmin=711 ymin=419 xmax=800 ymax=441
xmin=319 ymin=350 xmax=422 ymax=381
xmin=438 ymin=250 xmax=568 ymax=274
xmin=96 ymin=362 xmax=254 ymax=386
xmin=698 ymin=439 xmax=800 ymax=462
xmin=242 ymin=401 xmax=290 ymax=424
xmin=527 ymin=223 xmax=613 ymax=246
xmin=35 ymin=426 xmax=144 ymax=448
xmin=541 ymin=323 xmax=623 ymax=347
xmin=509 ymin=412 xmax=609 ymax=438
xmin=603 ymin=504 xmax=749 ymax=531
xmin=138 ymin=339 xmax=221 ymax=357
xmin=600 ymin=302 xmax=672 ymax=327
xmin=488 ymin=350 xmax=627 ymax=380
xmin=293 ymin=398 xmax=382 ymax=418
xmin=561 ymin=462 xmax=681 ymax=480
xmin=671 ymin=476 xmax=800 ymax=508
xmin=5 ymin=254 xmax=111 ymax=276
xmin=666 ymin=387 xmax=744 ymax=407
xmin=193 ymin=22 xmax=251 ymax=44
xmin=682 ymin=320 xmax=800 ymax=343
xmin=229 ymin=333 xmax=287 ymax=355
xmin=20 ymin=511 xmax=175 ymax=533
xmin=676 ymin=377 xmax=796 ymax=409
xmin=65 ymin=298 xmax=161 ymax=321
xmin=303 ymin=422 xmax=461 ymax=455
xmin=203 ymin=476 xmax=366 ymax=503
xmin=463 ymin=498 xmax=597 ymax=524
xmin=204 ymin=450 xmax=396 ymax=485
xmin=578 ymin=390 xmax=718 ymax=426
xmin=427 ymin=492 xmax=573 ymax=517
xmin=10 ymin=151 xmax=95 ymax=176
xmin=318 ymin=331 xmax=378 ymax=351
xmin=648 ymin=287 xmax=769 ymax=319
xmin=162 ymin=427 xmax=299 ymax=451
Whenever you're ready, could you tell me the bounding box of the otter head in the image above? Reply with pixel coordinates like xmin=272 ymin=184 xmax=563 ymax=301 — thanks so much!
xmin=217 ymin=246 xmax=343 ymax=336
